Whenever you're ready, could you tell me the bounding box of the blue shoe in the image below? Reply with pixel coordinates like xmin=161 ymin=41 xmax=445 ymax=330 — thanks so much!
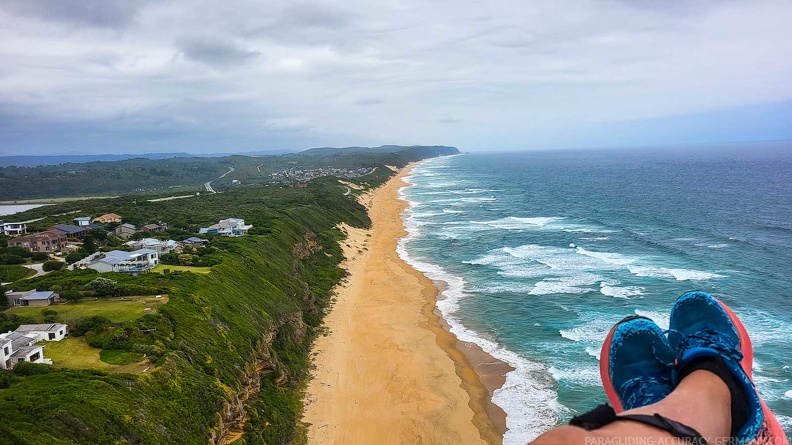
xmin=600 ymin=315 xmax=675 ymax=412
xmin=669 ymin=291 xmax=788 ymax=444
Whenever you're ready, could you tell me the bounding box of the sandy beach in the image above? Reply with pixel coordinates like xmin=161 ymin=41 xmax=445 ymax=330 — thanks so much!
xmin=302 ymin=164 xmax=505 ymax=445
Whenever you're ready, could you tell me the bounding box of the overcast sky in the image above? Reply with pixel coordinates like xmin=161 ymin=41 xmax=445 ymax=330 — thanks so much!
xmin=1 ymin=0 xmax=791 ymax=155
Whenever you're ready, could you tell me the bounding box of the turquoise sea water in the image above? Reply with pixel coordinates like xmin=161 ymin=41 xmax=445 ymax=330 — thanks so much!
xmin=396 ymin=146 xmax=792 ymax=444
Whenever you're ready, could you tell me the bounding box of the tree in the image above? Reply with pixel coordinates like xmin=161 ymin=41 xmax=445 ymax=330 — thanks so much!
xmin=61 ymin=289 xmax=82 ymax=302
xmin=177 ymin=254 xmax=194 ymax=266
xmin=81 ymin=234 xmax=97 ymax=254
xmin=65 ymin=252 xmax=86 ymax=264
xmin=42 ymin=261 xmax=65 ymax=272
xmin=90 ymin=277 xmax=119 ymax=297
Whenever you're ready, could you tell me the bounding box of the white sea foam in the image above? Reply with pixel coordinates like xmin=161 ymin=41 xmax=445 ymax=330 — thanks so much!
xmin=599 ymin=283 xmax=644 ymax=299
xmin=529 ymin=274 xmax=601 ymax=295
xmin=470 ymin=216 xmax=561 ymax=230
xmin=397 ymin=179 xmax=560 ymax=444
xmin=460 ymin=196 xmax=498 ymax=203
xmin=785 ymin=390 xmax=792 ymax=399
xmin=585 ymin=346 xmax=600 ymax=358
xmin=627 ymin=265 xmax=724 ymax=281
xmin=548 ymin=364 xmax=601 ymax=386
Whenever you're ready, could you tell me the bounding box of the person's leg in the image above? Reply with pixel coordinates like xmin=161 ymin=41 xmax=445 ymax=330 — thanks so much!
xmin=531 ymin=369 xmax=730 ymax=444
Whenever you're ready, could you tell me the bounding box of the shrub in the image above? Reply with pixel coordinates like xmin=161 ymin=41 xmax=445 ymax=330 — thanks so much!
xmin=30 ymin=252 xmax=49 ymax=261
xmin=0 ymin=254 xmax=25 ymax=265
xmin=42 ymin=261 xmax=65 ymax=272
xmin=90 ymin=277 xmax=119 ymax=296
xmin=65 ymin=252 xmax=86 ymax=264
xmin=0 ymin=369 xmax=14 ymax=388
xmin=12 ymin=362 xmax=51 ymax=376
xmin=72 ymin=316 xmax=112 ymax=337
xmin=41 ymin=309 xmax=58 ymax=323
xmin=61 ymin=289 xmax=82 ymax=302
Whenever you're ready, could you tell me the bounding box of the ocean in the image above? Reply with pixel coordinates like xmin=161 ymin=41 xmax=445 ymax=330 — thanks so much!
xmin=396 ymin=145 xmax=792 ymax=444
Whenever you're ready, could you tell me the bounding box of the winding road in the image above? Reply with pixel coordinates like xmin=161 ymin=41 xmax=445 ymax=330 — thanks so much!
xmin=205 ymin=167 xmax=235 ymax=193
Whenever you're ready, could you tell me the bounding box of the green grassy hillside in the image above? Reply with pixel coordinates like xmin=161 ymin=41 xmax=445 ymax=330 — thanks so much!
xmin=0 ymin=147 xmax=457 ymax=444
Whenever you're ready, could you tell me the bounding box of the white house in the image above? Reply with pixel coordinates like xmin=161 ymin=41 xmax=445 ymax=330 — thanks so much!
xmin=199 ymin=218 xmax=252 ymax=237
xmin=86 ymin=249 xmax=159 ymax=275
xmin=0 ymin=331 xmax=50 ymax=369
xmin=74 ymin=216 xmax=91 ymax=227
xmin=0 ymin=221 xmax=27 ymax=236
xmin=125 ymin=238 xmax=180 ymax=254
xmin=14 ymin=324 xmax=69 ymax=342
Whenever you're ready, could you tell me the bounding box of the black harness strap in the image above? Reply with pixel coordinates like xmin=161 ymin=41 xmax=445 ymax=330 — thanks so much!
xmin=569 ymin=404 xmax=709 ymax=445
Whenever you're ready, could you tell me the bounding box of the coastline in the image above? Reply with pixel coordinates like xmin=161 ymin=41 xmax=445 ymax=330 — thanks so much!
xmin=302 ymin=163 xmax=507 ymax=444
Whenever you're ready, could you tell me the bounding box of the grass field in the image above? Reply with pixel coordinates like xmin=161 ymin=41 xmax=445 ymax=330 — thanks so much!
xmin=7 ymin=295 xmax=168 ymax=325
xmin=43 ymin=337 xmax=149 ymax=373
xmin=151 ymin=264 xmax=212 ymax=274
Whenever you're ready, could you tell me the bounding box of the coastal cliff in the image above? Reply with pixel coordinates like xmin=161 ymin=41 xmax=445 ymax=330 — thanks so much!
xmin=0 ymin=147 xmax=459 ymax=444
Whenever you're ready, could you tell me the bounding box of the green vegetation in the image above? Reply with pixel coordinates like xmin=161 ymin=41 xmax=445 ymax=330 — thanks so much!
xmin=42 ymin=260 xmax=65 ymax=272
xmin=99 ymin=349 xmax=146 ymax=365
xmin=0 ymin=265 xmax=33 ymax=282
xmin=0 ymin=146 xmax=457 ymax=444
xmin=0 ymin=145 xmax=458 ymax=201
xmin=152 ymin=264 xmax=212 ymax=274
xmin=42 ymin=337 xmax=150 ymax=373
xmin=8 ymin=296 xmax=167 ymax=325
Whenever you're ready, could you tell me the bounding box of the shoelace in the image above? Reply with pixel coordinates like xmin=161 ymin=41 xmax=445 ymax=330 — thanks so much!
xmin=666 ymin=328 xmax=744 ymax=364
xmin=621 ymin=375 xmax=673 ymax=408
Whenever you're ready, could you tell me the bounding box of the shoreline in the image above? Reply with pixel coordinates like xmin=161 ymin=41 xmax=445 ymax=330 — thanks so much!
xmin=302 ymin=162 xmax=508 ymax=444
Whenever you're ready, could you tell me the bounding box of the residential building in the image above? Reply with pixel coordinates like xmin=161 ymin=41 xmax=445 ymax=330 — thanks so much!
xmin=113 ymin=223 xmax=137 ymax=240
xmin=93 ymin=213 xmax=122 ymax=224
xmin=199 ymin=218 xmax=252 ymax=237
xmin=14 ymin=324 xmax=69 ymax=342
xmin=183 ymin=237 xmax=209 ymax=248
xmin=125 ymin=238 xmax=180 ymax=254
xmin=4 ymin=290 xmax=60 ymax=307
xmin=74 ymin=216 xmax=91 ymax=227
xmin=49 ymin=224 xmax=88 ymax=239
xmin=0 ymin=221 xmax=27 ymax=236
xmin=6 ymin=231 xmax=67 ymax=252
xmin=140 ymin=222 xmax=167 ymax=232
xmin=0 ymin=331 xmax=50 ymax=369
xmin=86 ymin=249 xmax=159 ymax=275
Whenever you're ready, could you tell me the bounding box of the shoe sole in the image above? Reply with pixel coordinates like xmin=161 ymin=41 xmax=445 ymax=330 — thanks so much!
xmin=600 ymin=315 xmax=649 ymax=413
xmin=714 ymin=298 xmax=788 ymax=445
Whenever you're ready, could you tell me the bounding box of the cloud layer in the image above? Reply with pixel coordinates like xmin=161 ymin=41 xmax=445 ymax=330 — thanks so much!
xmin=1 ymin=0 xmax=791 ymax=154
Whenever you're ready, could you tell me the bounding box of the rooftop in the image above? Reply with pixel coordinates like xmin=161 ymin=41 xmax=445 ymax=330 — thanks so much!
xmin=15 ymin=324 xmax=67 ymax=333
xmin=50 ymin=224 xmax=86 ymax=235
xmin=24 ymin=291 xmax=56 ymax=301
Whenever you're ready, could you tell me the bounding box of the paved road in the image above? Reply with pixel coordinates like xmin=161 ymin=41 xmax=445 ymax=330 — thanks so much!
xmin=204 ymin=167 xmax=235 ymax=193
xmin=343 ymin=186 xmax=351 ymax=196
xmin=24 ymin=263 xmax=47 ymax=278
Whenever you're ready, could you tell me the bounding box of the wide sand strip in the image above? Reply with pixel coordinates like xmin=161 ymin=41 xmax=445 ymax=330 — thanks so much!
xmin=303 ymin=165 xmax=502 ymax=445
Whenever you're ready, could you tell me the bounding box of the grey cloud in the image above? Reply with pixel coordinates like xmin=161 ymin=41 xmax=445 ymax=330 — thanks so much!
xmin=180 ymin=39 xmax=260 ymax=66
xmin=0 ymin=0 xmax=790 ymax=155
xmin=1 ymin=0 xmax=149 ymax=28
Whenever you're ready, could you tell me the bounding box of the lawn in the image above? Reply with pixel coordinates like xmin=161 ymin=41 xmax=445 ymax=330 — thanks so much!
xmin=43 ymin=337 xmax=149 ymax=373
xmin=7 ymin=295 xmax=168 ymax=325
xmin=151 ymin=264 xmax=212 ymax=274
xmin=0 ymin=265 xmax=35 ymax=282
